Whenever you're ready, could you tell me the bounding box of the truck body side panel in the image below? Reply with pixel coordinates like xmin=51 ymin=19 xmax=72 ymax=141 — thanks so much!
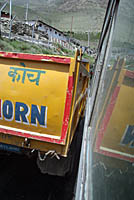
xmin=0 ymin=51 xmax=89 ymax=156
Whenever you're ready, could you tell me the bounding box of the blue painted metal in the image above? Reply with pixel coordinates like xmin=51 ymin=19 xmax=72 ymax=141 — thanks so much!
xmin=0 ymin=143 xmax=21 ymax=153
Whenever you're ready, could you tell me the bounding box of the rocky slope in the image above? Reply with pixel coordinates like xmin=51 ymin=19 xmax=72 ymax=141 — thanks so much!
xmin=0 ymin=0 xmax=109 ymax=32
xmin=44 ymin=0 xmax=108 ymax=11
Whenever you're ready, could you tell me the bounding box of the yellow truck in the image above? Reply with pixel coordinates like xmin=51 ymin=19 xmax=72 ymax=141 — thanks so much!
xmin=0 ymin=49 xmax=89 ymax=175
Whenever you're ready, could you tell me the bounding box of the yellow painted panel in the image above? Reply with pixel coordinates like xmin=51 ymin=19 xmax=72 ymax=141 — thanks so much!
xmin=0 ymin=58 xmax=69 ymax=138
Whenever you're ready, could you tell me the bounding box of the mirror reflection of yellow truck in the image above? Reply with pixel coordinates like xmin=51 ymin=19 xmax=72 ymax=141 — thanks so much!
xmin=0 ymin=49 xmax=89 ymax=175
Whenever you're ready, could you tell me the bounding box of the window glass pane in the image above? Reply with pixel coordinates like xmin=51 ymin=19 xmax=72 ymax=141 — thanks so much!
xmin=90 ymin=0 xmax=134 ymax=199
